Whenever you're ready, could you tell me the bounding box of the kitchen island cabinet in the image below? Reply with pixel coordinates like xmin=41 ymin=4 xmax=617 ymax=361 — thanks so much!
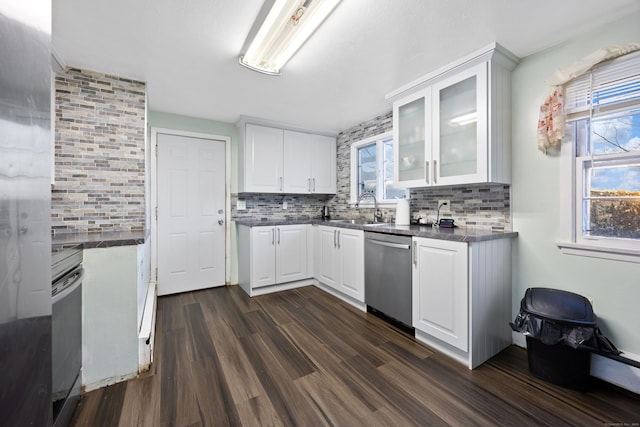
xmin=238 ymin=224 xmax=314 ymax=296
xmin=412 ymin=235 xmax=512 ymax=369
xmin=314 ymin=225 xmax=365 ymax=306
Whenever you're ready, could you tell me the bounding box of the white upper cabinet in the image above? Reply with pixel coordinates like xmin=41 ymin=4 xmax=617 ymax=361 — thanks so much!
xmin=390 ymin=43 xmax=518 ymax=188
xmin=432 ymin=63 xmax=488 ymax=186
xmin=283 ymin=130 xmax=312 ymax=193
xmin=241 ymin=124 xmax=284 ymax=193
xmin=283 ymin=131 xmax=336 ymax=194
xmin=238 ymin=120 xmax=336 ymax=194
xmin=394 ymin=88 xmax=431 ymax=187
xmin=309 ymin=134 xmax=336 ymax=194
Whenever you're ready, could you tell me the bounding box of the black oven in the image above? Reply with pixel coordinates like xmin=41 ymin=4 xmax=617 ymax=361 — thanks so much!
xmin=52 ymin=248 xmax=83 ymax=427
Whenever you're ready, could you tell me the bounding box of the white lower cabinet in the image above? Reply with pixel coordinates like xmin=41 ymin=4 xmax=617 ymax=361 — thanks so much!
xmin=413 ymin=238 xmax=468 ymax=351
xmin=412 ymin=236 xmax=512 ymax=369
xmin=314 ymin=225 xmax=364 ymax=303
xmin=238 ymin=224 xmax=311 ymax=296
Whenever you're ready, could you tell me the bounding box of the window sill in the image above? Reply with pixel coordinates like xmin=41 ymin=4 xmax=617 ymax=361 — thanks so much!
xmin=556 ymin=241 xmax=640 ymax=264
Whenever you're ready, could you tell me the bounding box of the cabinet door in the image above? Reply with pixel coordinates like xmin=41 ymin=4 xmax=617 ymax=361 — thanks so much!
xmin=245 ymin=124 xmax=284 ymax=192
xmin=432 ymin=62 xmax=488 ymax=186
xmin=412 ymin=237 xmax=468 ymax=351
xmin=338 ymin=229 xmax=364 ymax=301
xmin=310 ymin=134 xmax=336 ymax=194
xmin=283 ymin=130 xmax=312 ymax=194
xmin=317 ymin=226 xmax=339 ymax=290
xmin=394 ymin=88 xmax=432 ymax=187
xmin=251 ymin=226 xmax=276 ymax=288
xmin=275 ymin=225 xmax=308 ymax=283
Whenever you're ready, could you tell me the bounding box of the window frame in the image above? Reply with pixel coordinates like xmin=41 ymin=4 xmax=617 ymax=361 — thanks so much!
xmin=557 ymin=52 xmax=640 ymax=263
xmin=350 ymin=131 xmax=408 ymax=206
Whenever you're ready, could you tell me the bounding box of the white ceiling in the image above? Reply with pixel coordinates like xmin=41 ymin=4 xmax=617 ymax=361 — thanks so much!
xmin=52 ymin=0 xmax=640 ymax=134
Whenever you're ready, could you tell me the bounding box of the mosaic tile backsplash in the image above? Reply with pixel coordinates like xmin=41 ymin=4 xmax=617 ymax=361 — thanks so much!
xmin=233 ymin=111 xmax=511 ymax=230
xmin=52 ymin=68 xmax=146 ymax=233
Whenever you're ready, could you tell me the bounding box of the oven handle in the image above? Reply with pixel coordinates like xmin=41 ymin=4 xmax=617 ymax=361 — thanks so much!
xmin=52 ymin=268 xmax=84 ymax=305
xmin=367 ymin=239 xmax=411 ymax=250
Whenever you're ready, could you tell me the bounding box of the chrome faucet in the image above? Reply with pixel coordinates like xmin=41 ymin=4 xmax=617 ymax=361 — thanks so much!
xmin=356 ymin=191 xmax=384 ymax=223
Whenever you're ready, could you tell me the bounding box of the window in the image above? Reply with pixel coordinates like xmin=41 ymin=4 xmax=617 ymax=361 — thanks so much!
xmin=559 ymin=51 xmax=640 ymax=260
xmin=350 ymin=131 xmax=408 ymax=204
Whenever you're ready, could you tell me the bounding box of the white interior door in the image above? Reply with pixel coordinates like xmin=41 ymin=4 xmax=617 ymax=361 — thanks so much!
xmin=157 ymin=133 xmax=226 ymax=295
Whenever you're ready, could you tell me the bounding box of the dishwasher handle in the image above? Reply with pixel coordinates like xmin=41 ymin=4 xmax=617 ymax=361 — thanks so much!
xmin=367 ymin=239 xmax=411 ymax=250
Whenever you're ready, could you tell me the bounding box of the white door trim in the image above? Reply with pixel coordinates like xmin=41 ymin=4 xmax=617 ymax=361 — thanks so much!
xmin=150 ymin=127 xmax=231 ymax=287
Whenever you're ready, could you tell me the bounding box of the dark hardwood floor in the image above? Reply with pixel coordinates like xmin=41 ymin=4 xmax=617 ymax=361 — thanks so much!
xmin=71 ymin=285 xmax=640 ymax=426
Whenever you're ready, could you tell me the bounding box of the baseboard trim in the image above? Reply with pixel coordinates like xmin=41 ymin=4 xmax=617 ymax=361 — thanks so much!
xmin=591 ymin=351 xmax=640 ymax=394
xmin=138 ymin=281 xmax=157 ymax=373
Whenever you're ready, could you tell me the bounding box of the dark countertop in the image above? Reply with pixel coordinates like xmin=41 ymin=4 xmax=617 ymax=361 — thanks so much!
xmin=235 ymin=219 xmax=517 ymax=243
xmin=52 ymin=229 xmax=150 ymax=250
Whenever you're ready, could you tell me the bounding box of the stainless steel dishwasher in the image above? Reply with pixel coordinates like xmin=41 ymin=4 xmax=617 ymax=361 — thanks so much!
xmin=364 ymin=231 xmax=413 ymax=332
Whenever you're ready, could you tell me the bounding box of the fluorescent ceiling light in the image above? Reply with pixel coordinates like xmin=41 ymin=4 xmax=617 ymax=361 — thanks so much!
xmin=448 ymin=112 xmax=477 ymax=126
xmin=239 ymin=0 xmax=341 ymax=75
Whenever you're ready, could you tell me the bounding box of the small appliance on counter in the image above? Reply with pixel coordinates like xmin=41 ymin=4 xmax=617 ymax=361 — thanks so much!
xmin=395 ymin=199 xmax=410 ymax=225
xmin=438 ymin=218 xmax=456 ymax=228
xmin=321 ymin=206 xmax=330 ymax=219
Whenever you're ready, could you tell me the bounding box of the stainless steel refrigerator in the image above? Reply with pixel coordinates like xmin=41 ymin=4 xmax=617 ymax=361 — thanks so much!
xmin=0 ymin=1 xmax=53 ymax=425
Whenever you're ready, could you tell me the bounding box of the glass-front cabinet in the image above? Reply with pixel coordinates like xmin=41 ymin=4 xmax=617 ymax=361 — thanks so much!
xmin=432 ymin=62 xmax=487 ymax=186
xmin=394 ymin=89 xmax=430 ymax=187
xmin=391 ymin=43 xmax=517 ymax=188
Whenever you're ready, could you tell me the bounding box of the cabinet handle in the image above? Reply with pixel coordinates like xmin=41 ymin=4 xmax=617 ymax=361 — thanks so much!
xmin=280 ymin=177 xmax=283 ymax=192
xmin=277 ymin=228 xmax=281 ymax=245
xmin=433 ymin=160 xmax=437 ymax=184
xmin=272 ymin=228 xmax=275 ymax=245
xmin=333 ymin=230 xmax=337 ymax=247
xmin=312 ymin=178 xmax=316 ymax=192
xmin=337 ymin=230 xmax=341 ymax=249
xmin=425 ymin=161 xmax=429 ymax=184
xmin=413 ymin=241 xmax=417 ymax=266
xmin=308 ymin=178 xmax=311 ymax=192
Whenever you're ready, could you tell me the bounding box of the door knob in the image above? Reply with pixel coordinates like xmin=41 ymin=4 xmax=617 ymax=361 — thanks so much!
xmin=218 ymin=219 xmax=224 ymax=225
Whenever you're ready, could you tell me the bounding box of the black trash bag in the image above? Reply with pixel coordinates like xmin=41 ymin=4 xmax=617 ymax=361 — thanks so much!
xmin=510 ymin=287 xmax=620 ymax=355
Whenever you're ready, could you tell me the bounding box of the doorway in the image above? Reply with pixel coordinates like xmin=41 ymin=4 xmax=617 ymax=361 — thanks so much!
xmin=152 ymin=129 xmax=230 ymax=296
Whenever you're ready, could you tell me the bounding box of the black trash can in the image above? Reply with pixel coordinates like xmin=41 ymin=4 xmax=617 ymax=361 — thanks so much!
xmin=511 ymin=288 xmax=620 ymax=390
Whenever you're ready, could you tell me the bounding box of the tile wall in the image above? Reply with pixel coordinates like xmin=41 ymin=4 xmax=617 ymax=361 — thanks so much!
xmin=231 ymin=193 xmax=333 ymax=221
xmin=52 ymin=68 xmax=146 ymax=233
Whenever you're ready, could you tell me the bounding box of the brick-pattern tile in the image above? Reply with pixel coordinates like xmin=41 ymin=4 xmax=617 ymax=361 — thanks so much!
xmin=52 ymin=68 xmax=146 ymax=233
